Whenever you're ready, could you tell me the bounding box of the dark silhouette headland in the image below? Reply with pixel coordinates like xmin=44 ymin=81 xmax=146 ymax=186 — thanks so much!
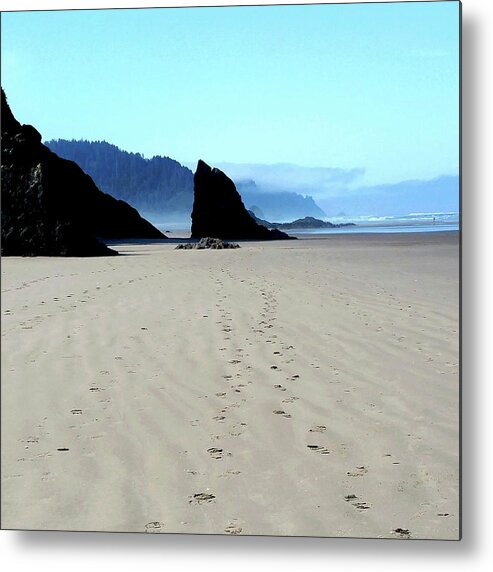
xmin=248 ymin=213 xmax=355 ymax=230
xmin=1 ymin=89 xmax=165 ymax=257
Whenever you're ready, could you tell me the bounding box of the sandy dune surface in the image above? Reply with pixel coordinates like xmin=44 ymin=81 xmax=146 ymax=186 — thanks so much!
xmin=1 ymin=232 xmax=459 ymax=538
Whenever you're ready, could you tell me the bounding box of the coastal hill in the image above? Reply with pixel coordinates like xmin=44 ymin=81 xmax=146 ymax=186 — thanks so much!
xmin=191 ymin=160 xmax=293 ymax=241
xmin=248 ymin=213 xmax=356 ymax=230
xmin=1 ymin=91 xmax=165 ymax=257
xmin=235 ymin=179 xmax=326 ymax=221
xmin=46 ymin=139 xmax=194 ymax=217
xmin=45 ymin=139 xmax=326 ymax=222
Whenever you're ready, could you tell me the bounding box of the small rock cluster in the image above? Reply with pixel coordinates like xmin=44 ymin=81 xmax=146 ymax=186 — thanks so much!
xmin=176 ymin=237 xmax=240 ymax=250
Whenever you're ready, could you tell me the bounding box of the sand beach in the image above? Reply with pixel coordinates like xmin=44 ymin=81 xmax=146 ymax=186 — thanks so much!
xmin=1 ymin=231 xmax=459 ymax=538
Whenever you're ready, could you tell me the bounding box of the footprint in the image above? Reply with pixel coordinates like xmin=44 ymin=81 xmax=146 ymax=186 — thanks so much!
xmin=145 ymin=521 xmax=165 ymax=533
xmin=353 ymin=501 xmax=371 ymax=510
xmin=309 ymin=425 xmax=326 ymax=433
xmin=346 ymin=466 xmax=368 ymax=477
xmin=219 ymin=469 xmax=241 ymax=479
xmin=392 ymin=527 xmax=411 ymax=538
xmin=273 ymin=410 xmax=292 ymax=419
xmin=274 ymin=384 xmax=286 ymax=391
xmin=224 ymin=522 xmax=243 ymax=535
xmin=282 ymin=396 xmax=299 ymax=403
xmin=307 ymin=445 xmax=330 ymax=455
xmin=344 ymin=494 xmax=371 ymax=510
xmin=189 ymin=492 xmax=216 ymax=505
xmin=207 ymin=447 xmax=224 ymax=460
xmin=71 ymin=409 xmax=82 ymax=415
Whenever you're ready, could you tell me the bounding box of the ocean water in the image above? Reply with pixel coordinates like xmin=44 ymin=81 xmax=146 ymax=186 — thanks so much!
xmin=292 ymin=212 xmax=460 ymax=235
xmin=293 ymin=222 xmax=459 ymax=235
xmin=152 ymin=212 xmax=460 ymax=235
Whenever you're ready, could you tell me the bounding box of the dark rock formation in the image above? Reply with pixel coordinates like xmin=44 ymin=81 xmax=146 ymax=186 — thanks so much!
xmin=247 ymin=210 xmax=274 ymax=228
xmin=1 ymin=90 xmax=165 ymax=257
xmin=267 ymin=216 xmax=356 ymax=230
xmin=191 ymin=160 xmax=293 ymax=241
xmin=248 ymin=213 xmax=356 ymax=230
xmin=175 ymin=237 xmax=240 ymax=250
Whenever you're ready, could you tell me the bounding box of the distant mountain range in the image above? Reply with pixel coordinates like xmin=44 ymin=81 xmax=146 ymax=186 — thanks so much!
xmin=236 ymin=179 xmax=326 ymax=221
xmin=45 ymin=140 xmax=327 ymax=221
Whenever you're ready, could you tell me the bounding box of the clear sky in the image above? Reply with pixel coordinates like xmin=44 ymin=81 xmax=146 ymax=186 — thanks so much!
xmin=1 ymin=1 xmax=459 ymax=186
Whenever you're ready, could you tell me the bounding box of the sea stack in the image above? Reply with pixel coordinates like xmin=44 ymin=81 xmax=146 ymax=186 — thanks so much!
xmin=191 ymin=160 xmax=293 ymax=240
xmin=1 ymin=90 xmax=165 ymax=257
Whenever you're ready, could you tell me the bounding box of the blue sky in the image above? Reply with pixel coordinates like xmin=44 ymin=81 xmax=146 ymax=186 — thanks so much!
xmin=1 ymin=2 xmax=459 ymax=187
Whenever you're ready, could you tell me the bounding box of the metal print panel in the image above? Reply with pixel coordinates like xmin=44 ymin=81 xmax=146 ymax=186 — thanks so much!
xmin=0 ymin=1 xmax=460 ymax=539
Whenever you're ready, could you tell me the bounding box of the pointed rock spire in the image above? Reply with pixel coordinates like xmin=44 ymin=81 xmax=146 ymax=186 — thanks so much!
xmin=191 ymin=160 xmax=293 ymax=241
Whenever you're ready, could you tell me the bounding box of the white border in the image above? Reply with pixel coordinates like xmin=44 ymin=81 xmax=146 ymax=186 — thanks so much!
xmin=2 ymin=0 xmax=492 ymax=570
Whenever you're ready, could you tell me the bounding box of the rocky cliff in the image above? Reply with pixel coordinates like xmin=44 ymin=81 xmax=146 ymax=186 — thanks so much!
xmin=191 ymin=160 xmax=293 ymax=241
xmin=1 ymin=90 xmax=165 ymax=257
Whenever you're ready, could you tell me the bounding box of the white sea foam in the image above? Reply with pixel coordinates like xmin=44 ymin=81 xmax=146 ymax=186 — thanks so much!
xmin=327 ymin=211 xmax=459 ymax=226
